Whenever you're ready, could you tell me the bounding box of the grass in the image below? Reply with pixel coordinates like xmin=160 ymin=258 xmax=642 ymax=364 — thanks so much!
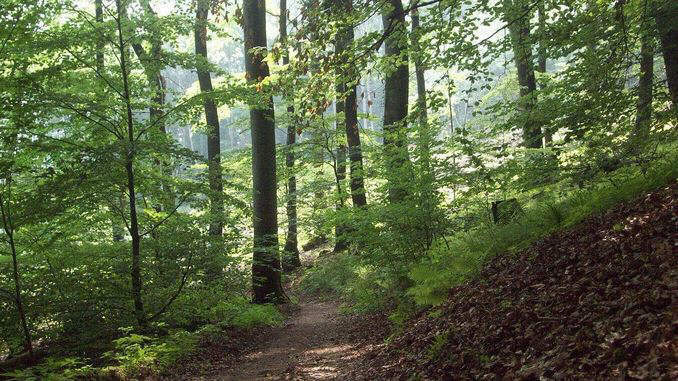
xmin=407 ymin=147 xmax=677 ymax=306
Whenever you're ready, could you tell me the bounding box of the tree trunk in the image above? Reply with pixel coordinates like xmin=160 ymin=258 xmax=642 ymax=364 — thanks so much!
xmin=116 ymin=0 xmax=146 ymax=329
xmin=537 ymin=0 xmax=552 ymax=146
xmin=195 ymin=0 xmax=224 ymax=237
xmin=634 ymin=4 xmax=654 ymax=142
xmin=243 ymin=0 xmax=286 ymax=304
xmin=411 ymin=5 xmax=433 ymax=181
xmin=537 ymin=1 xmax=546 ymax=74
xmin=504 ymin=0 xmax=541 ymax=148
xmin=332 ymin=0 xmax=354 ymax=252
xmin=128 ymin=0 xmax=175 ymax=211
xmin=654 ymin=1 xmax=678 ymax=118
xmin=382 ymin=0 xmax=411 ymax=203
xmin=0 ymin=180 xmax=33 ymax=358
xmin=341 ymin=1 xmax=367 ymax=208
xmin=95 ymin=0 xmax=103 ymax=71
xmin=280 ymin=0 xmax=300 ymax=269
xmin=346 ymin=79 xmax=367 ymax=207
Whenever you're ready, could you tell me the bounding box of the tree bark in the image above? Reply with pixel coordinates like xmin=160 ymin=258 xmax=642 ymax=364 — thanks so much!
xmin=130 ymin=0 xmax=174 ymax=211
xmin=411 ymin=5 xmax=433 ymax=180
xmin=634 ymin=4 xmax=654 ymax=142
xmin=95 ymin=0 xmax=103 ymax=71
xmin=332 ymin=0 xmax=354 ymax=252
xmin=0 ymin=180 xmax=33 ymax=358
xmin=280 ymin=0 xmax=300 ymax=269
xmin=243 ymin=0 xmax=286 ymax=304
xmin=116 ymin=0 xmax=147 ymax=329
xmin=382 ymin=0 xmax=411 ymax=203
xmin=504 ymin=0 xmax=541 ymax=148
xmin=195 ymin=0 xmax=224 ymax=237
xmin=654 ymin=1 xmax=678 ymax=119
xmin=335 ymin=1 xmax=367 ymax=208
xmin=537 ymin=0 xmax=552 ymax=146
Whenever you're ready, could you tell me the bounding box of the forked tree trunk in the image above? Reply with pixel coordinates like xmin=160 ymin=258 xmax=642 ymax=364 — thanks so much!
xmin=243 ymin=0 xmax=286 ymax=304
xmin=195 ymin=0 xmax=224 ymax=237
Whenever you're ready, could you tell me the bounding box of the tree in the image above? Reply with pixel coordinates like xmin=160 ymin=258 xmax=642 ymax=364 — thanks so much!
xmin=332 ymin=0 xmax=352 ymax=252
xmin=129 ymin=0 xmax=175 ymax=212
xmin=339 ymin=0 xmax=367 ymax=208
xmin=242 ymin=0 xmax=286 ymax=303
xmin=1 ymin=163 xmax=33 ymax=360
xmin=536 ymin=0 xmax=552 ymax=145
xmin=411 ymin=3 xmax=432 ymax=180
xmin=195 ymin=0 xmax=224 ymax=237
xmin=382 ymin=0 xmax=411 ymax=203
xmin=95 ymin=0 xmax=103 ymax=71
xmin=653 ymin=0 xmax=678 ymax=117
xmin=634 ymin=1 xmax=654 ymax=142
xmin=280 ymin=0 xmax=301 ymax=269
xmin=503 ymin=0 xmax=541 ymax=148
xmin=115 ymin=0 xmax=147 ymax=329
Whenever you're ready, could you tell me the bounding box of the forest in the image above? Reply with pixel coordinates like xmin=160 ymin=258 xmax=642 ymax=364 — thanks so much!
xmin=0 ymin=0 xmax=676 ymax=379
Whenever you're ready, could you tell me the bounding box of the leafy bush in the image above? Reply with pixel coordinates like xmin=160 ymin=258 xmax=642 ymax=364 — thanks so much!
xmin=101 ymin=328 xmax=199 ymax=378
xmin=1 ymin=357 xmax=96 ymax=381
xmin=209 ymin=296 xmax=284 ymax=329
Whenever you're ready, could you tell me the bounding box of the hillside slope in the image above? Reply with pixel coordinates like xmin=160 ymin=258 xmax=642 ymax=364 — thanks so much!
xmin=349 ymin=182 xmax=677 ymax=380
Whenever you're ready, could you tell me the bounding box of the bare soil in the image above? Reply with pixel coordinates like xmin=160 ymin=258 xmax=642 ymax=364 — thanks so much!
xmin=174 ymin=297 xmax=385 ymax=381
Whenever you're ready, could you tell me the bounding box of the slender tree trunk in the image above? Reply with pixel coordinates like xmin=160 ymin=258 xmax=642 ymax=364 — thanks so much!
xmin=0 ymin=181 xmax=33 ymax=358
xmin=537 ymin=2 xmax=546 ymax=74
xmin=332 ymin=0 xmax=354 ymax=252
xmin=98 ymin=0 xmax=125 ymax=241
xmin=95 ymin=0 xmax=103 ymax=70
xmin=634 ymin=4 xmax=655 ymax=142
xmin=243 ymin=0 xmax=286 ymax=304
xmin=116 ymin=0 xmax=146 ymax=328
xmin=382 ymin=0 xmax=411 ymax=203
xmin=346 ymin=80 xmax=367 ymax=207
xmin=129 ymin=0 xmax=174 ymax=211
xmin=411 ymin=5 xmax=432 ymax=179
xmin=537 ymin=0 xmax=552 ymax=146
xmin=195 ymin=0 xmax=224 ymax=237
xmin=654 ymin=1 xmax=678 ymax=119
xmin=339 ymin=1 xmax=367 ymax=208
xmin=504 ymin=0 xmax=541 ymax=148
xmin=280 ymin=0 xmax=300 ymax=269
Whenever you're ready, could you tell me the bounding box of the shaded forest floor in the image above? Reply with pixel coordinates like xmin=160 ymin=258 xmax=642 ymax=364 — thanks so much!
xmin=177 ymin=299 xmax=384 ymax=380
xmin=172 ymin=182 xmax=677 ymax=380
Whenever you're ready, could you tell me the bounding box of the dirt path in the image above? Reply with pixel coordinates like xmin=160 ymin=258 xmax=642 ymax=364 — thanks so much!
xmin=185 ymin=298 xmax=378 ymax=381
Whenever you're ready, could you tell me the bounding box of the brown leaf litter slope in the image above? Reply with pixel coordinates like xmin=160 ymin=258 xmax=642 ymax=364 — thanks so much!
xmin=351 ymin=182 xmax=677 ymax=380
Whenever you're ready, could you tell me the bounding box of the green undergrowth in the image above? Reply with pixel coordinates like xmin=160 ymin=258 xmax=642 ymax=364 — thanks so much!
xmin=1 ymin=297 xmax=283 ymax=381
xmin=300 ymin=254 xmax=392 ymax=313
xmin=408 ymin=148 xmax=678 ymax=306
xmin=302 ymin=146 xmax=677 ymax=317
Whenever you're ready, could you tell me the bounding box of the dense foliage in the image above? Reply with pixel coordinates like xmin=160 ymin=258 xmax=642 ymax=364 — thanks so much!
xmin=0 ymin=0 xmax=675 ymax=377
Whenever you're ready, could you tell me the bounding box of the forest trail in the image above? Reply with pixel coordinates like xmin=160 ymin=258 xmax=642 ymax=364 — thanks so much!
xmin=183 ymin=296 xmax=379 ymax=381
